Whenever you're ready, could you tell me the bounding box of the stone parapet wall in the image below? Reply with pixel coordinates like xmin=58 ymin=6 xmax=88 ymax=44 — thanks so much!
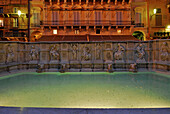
xmin=0 ymin=40 xmax=169 ymax=72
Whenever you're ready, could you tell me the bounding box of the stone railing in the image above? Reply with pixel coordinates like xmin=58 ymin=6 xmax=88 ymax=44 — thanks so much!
xmin=0 ymin=40 xmax=169 ymax=73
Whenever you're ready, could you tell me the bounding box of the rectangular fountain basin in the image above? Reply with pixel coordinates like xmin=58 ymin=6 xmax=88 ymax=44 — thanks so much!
xmin=0 ymin=72 xmax=170 ymax=108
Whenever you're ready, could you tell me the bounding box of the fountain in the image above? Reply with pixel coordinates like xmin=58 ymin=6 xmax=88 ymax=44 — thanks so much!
xmin=0 ymin=40 xmax=169 ymax=73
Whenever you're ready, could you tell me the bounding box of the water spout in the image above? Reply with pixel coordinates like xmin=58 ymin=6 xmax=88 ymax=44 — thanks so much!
xmin=107 ymin=64 xmax=113 ymax=73
xmin=60 ymin=64 xmax=66 ymax=73
xmin=36 ymin=64 xmax=44 ymax=73
xmin=129 ymin=63 xmax=137 ymax=73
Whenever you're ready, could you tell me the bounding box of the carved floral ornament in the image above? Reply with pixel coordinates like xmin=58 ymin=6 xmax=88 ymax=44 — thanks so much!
xmin=160 ymin=42 xmax=169 ymax=61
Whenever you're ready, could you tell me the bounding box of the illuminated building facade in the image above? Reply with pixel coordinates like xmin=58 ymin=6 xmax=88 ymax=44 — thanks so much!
xmin=0 ymin=0 xmax=169 ymax=41
xmin=0 ymin=0 xmax=28 ymax=41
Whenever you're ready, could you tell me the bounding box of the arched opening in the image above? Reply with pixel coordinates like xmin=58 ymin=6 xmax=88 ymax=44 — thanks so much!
xmin=132 ymin=31 xmax=145 ymax=41
xmin=31 ymin=31 xmax=42 ymax=42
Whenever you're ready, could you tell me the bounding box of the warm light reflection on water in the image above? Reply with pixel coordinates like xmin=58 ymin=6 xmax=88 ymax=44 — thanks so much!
xmin=0 ymin=72 xmax=170 ymax=108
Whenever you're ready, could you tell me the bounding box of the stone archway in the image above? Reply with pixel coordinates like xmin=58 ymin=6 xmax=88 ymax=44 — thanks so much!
xmin=132 ymin=31 xmax=145 ymax=41
xmin=31 ymin=31 xmax=42 ymax=42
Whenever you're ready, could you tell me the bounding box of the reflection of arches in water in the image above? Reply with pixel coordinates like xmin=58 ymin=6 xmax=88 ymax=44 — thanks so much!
xmin=132 ymin=31 xmax=145 ymax=41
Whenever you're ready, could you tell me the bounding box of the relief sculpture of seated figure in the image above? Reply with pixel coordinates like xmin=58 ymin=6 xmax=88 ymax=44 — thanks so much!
xmin=50 ymin=45 xmax=60 ymax=61
xmin=114 ymin=43 xmax=125 ymax=60
xmin=136 ymin=44 xmax=145 ymax=60
xmin=82 ymin=47 xmax=91 ymax=61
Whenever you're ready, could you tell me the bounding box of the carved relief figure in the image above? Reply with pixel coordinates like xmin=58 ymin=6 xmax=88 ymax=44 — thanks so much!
xmin=6 ymin=44 xmax=14 ymax=63
xmin=96 ymin=44 xmax=102 ymax=60
xmin=72 ymin=44 xmax=78 ymax=60
xmin=106 ymin=52 xmax=111 ymax=60
xmin=114 ymin=43 xmax=125 ymax=60
xmin=82 ymin=47 xmax=91 ymax=61
xmin=160 ymin=42 xmax=169 ymax=61
xmin=50 ymin=45 xmax=60 ymax=60
xmin=30 ymin=45 xmax=39 ymax=61
xmin=135 ymin=44 xmax=145 ymax=60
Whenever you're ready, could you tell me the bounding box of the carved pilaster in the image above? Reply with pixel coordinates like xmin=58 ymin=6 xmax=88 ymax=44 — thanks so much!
xmin=79 ymin=0 xmax=81 ymax=5
xmin=93 ymin=0 xmax=95 ymax=5
xmin=50 ymin=0 xmax=52 ymax=5
xmin=115 ymin=0 xmax=117 ymax=5
xmin=86 ymin=0 xmax=88 ymax=4
xmin=57 ymin=0 xmax=60 ymax=5
xmin=101 ymin=0 xmax=103 ymax=5
xmin=72 ymin=0 xmax=73 ymax=5
xmin=122 ymin=0 xmax=125 ymax=5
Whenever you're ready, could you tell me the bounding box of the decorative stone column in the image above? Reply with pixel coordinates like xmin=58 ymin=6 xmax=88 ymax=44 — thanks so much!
xmin=57 ymin=0 xmax=60 ymax=5
xmin=122 ymin=0 xmax=125 ymax=5
xmin=50 ymin=0 xmax=52 ymax=5
xmin=86 ymin=26 xmax=89 ymax=31
xmin=108 ymin=26 xmax=111 ymax=31
xmin=86 ymin=0 xmax=88 ymax=4
xmin=64 ymin=0 xmax=66 ymax=4
xmin=101 ymin=0 xmax=103 ymax=5
xmin=72 ymin=0 xmax=73 ymax=5
xmin=93 ymin=0 xmax=95 ymax=5
xmin=115 ymin=0 xmax=117 ymax=5
xmin=79 ymin=0 xmax=81 ymax=5
xmin=107 ymin=0 xmax=110 ymax=4
xmin=129 ymin=0 xmax=131 ymax=4
xmin=79 ymin=26 xmax=81 ymax=31
xmin=102 ymin=26 xmax=104 ymax=31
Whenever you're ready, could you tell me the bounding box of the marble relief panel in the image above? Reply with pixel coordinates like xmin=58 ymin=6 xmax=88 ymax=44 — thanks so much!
xmin=95 ymin=43 xmax=103 ymax=60
xmin=80 ymin=44 xmax=92 ymax=61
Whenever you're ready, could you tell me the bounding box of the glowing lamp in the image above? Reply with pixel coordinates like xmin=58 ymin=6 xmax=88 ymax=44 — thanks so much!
xmin=167 ymin=25 xmax=170 ymax=29
xmin=53 ymin=30 xmax=57 ymax=34
xmin=18 ymin=10 xmax=21 ymax=17
xmin=153 ymin=9 xmax=157 ymax=14
xmin=0 ymin=20 xmax=3 ymax=26
xmin=117 ymin=30 xmax=121 ymax=34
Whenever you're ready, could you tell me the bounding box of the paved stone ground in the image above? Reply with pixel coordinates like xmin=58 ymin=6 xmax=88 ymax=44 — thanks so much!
xmin=0 ymin=107 xmax=170 ymax=114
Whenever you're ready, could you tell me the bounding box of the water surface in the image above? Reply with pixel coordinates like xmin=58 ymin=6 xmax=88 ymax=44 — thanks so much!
xmin=0 ymin=72 xmax=170 ymax=108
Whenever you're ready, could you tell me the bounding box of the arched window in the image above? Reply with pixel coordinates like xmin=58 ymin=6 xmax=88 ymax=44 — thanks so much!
xmin=134 ymin=7 xmax=144 ymax=27
xmin=132 ymin=31 xmax=145 ymax=41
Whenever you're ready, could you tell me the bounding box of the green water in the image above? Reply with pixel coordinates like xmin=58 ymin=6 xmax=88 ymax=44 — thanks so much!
xmin=0 ymin=72 xmax=170 ymax=108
